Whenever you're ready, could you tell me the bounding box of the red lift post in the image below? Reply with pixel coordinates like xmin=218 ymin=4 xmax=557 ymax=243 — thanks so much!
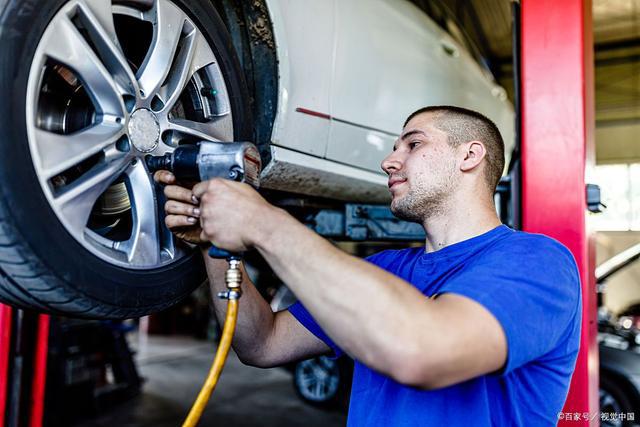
xmin=0 ymin=304 xmax=11 ymax=423
xmin=29 ymin=315 xmax=49 ymax=427
xmin=0 ymin=307 xmax=49 ymax=427
xmin=521 ymin=0 xmax=598 ymax=424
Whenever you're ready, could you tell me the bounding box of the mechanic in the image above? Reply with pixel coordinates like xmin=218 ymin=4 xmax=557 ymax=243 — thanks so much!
xmin=155 ymin=106 xmax=581 ymax=426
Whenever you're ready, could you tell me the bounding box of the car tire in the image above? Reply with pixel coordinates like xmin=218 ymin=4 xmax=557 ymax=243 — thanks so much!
xmin=600 ymin=374 xmax=637 ymax=427
xmin=0 ymin=0 xmax=252 ymax=318
xmin=293 ymin=356 xmax=352 ymax=411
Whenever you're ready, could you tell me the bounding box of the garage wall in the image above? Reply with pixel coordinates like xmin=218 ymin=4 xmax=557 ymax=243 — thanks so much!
xmin=596 ymin=123 xmax=640 ymax=165
xmin=597 ymin=231 xmax=640 ymax=314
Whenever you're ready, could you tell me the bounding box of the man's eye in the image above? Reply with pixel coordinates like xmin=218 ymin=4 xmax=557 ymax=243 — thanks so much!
xmin=409 ymin=141 xmax=421 ymax=150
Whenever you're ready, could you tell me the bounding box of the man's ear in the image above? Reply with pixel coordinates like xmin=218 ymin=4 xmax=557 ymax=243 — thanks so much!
xmin=460 ymin=141 xmax=486 ymax=172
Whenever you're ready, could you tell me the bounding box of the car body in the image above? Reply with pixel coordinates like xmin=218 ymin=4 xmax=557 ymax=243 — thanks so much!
xmin=261 ymin=0 xmax=514 ymax=202
xmin=597 ymin=243 xmax=640 ymax=425
xmin=598 ymin=316 xmax=640 ymax=426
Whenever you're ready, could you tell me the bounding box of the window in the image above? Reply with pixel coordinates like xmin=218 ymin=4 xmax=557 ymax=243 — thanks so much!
xmin=592 ymin=163 xmax=640 ymax=231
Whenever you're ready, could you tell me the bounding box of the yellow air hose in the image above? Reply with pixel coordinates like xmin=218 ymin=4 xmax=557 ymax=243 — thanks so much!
xmin=182 ymin=299 xmax=238 ymax=427
xmin=182 ymin=258 xmax=243 ymax=427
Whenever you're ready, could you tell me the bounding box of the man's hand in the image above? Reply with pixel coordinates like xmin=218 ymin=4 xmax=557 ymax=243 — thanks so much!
xmin=192 ymin=178 xmax=284 ymax=252
xmin=153 ymin=170 xmax=206 ymax=245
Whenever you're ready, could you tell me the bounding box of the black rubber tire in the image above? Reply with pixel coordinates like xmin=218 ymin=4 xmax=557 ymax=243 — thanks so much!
xmin=600 ymin=374 xmax=637 ymax=427
xmin=0 ymin=0 xmax=253 ymax=318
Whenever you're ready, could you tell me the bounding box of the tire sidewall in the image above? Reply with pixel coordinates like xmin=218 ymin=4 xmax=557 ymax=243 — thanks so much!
xmin=600 ymin=374 xmax=636 ymax=427
xmin=0 ymin=0 xmax=252 ymax=315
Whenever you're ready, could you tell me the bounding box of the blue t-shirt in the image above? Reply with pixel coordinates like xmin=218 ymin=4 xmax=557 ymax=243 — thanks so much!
xmin=289 ymin=225 xmax=581 ymax=426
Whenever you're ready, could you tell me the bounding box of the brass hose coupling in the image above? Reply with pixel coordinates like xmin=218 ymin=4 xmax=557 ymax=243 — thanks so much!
xmin=217 ymin=258 xmax=243 ymax=300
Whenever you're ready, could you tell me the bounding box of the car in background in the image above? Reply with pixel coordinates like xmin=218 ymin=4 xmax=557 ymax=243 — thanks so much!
xmin=269 ymin=284 xmax=352 ymax=409
xmin=597 ymin=242 xmax=640 ymax=426
xmin=0 ymin=0 xmax=513 ymax=318
xmin=598 ymin=311 xmax=640 ymax=427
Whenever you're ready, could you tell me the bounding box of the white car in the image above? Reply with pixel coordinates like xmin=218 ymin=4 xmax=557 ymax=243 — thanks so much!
xmin=0 ymin=0 xmax=513 ymax=318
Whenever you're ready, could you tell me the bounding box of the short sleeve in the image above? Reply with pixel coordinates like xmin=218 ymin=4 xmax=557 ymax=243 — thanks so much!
xmin=287 ymin=253 xmax=390 ymax=359
xmin=438 ymin=235 xmax=582 ymax=375
xmin=288 ymin=302 xmax=344 ymax=358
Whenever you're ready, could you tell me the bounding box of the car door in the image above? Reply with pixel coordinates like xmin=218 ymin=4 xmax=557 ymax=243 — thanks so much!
xmin=265 ymin=0 xmax=336 ymax=157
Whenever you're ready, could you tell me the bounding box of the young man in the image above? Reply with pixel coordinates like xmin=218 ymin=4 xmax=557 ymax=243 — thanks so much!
xmin=155 ymin=106 xmax=581 ymax=426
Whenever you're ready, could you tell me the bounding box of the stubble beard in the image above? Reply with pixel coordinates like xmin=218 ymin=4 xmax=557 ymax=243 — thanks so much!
xmin=390 ymin=168 xmax=459 ymax=224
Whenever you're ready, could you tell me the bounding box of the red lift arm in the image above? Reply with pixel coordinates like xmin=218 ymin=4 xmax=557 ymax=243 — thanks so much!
xmin=521 ymin=0 xmax=598 ymax=424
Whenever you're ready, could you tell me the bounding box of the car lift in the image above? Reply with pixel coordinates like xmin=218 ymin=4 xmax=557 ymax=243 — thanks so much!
xmin=0 ymin=0 xmax=598 ymax=425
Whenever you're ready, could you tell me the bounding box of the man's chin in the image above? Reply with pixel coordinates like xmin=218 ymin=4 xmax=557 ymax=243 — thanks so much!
xmin=390 ymin=202 xmax=422 ymax=224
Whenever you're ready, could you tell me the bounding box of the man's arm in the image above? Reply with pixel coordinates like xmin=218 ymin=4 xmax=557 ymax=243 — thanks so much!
xmin=254 ymin=214 xmax=507 ymax=388
xmin=202 ymin=254 xmax=331 ymax=367
xmin=194 ymin=179 xmax=508 ymax=389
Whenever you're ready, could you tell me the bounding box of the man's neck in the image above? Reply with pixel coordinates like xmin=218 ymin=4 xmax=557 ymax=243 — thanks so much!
xmin=422 ymin=192 xmax=501 ymax=253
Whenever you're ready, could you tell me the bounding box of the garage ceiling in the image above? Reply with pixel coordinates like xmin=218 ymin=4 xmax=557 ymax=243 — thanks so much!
xmin=438 ymin=0 xmax=640 ymax=164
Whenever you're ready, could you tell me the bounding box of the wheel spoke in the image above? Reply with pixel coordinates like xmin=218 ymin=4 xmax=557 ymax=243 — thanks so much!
xmin=53 ymin=155 xmax=130 ymax=237
xmin=190 ymin=32 xmax=217 ymax=78
xmin=115 ymin=161 xmax=161 ymax=266
xmin=300 ymin=374 xmax=316 ymax=388
xmin=41 ymin=14 xmax=125 ymax=117
xmin=35 ymin=123 xmax=124 ymax=179
xmin=75 ymin=0 xmax=139 ymax=95
xmin=137 ymin=0 xmax=187 ymax=99
xmin=312 ymin=381 xmax=323 ymax=399
xmin=158 ymin=30 xmax=216 ymax=113
xmin=166 ymin=117 xmax=230 ymax=142
xmin=156 ymin=188 xmax=181 ymax=261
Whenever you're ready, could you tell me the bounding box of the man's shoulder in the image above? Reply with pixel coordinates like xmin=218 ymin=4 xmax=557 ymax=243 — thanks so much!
xmin=492 ymin=229 xmax=575 ymax=262
xmin=478 ymin=230 xmax=580 ymax=291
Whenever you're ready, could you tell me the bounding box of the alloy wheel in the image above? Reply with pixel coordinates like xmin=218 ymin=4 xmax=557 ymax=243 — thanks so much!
xmin=25 ymin=0 xmax=234 ymax=269
xmin=295 ymin=356 xmax=341 ymax=402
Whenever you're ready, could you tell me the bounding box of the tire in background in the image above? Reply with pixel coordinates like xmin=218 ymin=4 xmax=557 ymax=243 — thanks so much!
xmin=600 ymin=374 xmax=637 ymax=427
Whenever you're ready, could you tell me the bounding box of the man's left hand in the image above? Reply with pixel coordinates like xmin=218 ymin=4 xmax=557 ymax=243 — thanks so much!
xmin=192 ymin=178 xmax=283 ymax=252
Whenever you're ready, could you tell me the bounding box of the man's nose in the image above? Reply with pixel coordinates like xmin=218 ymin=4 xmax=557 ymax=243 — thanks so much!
xmin=381 ymin=151 xmax=403 ymax=175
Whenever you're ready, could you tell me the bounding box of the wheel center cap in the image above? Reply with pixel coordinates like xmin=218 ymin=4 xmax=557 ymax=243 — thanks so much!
xmin=128 ymin=108 xmax=160 ymax=153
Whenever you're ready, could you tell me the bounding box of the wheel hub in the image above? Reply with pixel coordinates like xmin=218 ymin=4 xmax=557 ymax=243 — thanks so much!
xmin=128 ymin=108 xmax=160 ymax=153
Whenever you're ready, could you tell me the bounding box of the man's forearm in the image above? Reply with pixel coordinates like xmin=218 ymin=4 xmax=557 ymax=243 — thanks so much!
xmin=253 ymin=210 xmax=442 ymax=379
xmin=201 ymin=248 xmax=276 ymax=366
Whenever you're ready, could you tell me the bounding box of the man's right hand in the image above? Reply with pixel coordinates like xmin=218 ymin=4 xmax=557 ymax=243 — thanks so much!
xmin=155 ymin=169 xmax=331 ymax=368
xmin=153 ymin=170 xmax=207 ymax=245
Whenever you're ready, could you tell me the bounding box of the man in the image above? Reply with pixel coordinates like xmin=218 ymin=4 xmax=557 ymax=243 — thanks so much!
xmin=155 ymin=106 xmax=581 ymax=426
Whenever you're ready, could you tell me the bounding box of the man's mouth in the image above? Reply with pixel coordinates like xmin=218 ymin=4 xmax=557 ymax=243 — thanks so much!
xmin=388 ymin=177 xmax=407 ymax=189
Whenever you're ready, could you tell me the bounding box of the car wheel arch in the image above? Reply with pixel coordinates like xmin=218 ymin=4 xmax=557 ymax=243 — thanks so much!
xmin=211 ymin=0 xmax=278 ymax=166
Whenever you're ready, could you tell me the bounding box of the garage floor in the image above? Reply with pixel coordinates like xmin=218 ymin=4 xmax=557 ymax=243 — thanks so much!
xmin=76 ymin=335 xmax=347 ymax=427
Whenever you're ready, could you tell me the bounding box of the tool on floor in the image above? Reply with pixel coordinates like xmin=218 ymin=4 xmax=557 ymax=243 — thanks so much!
xmin=146 ymin=142 xmax=262 ymax=426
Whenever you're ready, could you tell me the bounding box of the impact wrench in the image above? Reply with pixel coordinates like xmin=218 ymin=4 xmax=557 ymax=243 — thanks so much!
xmin=146 ymin=141 xmax=262 ymax=426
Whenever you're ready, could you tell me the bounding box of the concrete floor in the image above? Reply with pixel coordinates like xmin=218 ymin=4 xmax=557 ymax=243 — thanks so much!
xmin=76 ymin=335 xmax=347 ymax=427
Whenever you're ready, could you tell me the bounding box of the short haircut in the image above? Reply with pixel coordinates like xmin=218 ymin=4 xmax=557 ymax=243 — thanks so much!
xmin=404 ymin=106 xmax=505 ymax=193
